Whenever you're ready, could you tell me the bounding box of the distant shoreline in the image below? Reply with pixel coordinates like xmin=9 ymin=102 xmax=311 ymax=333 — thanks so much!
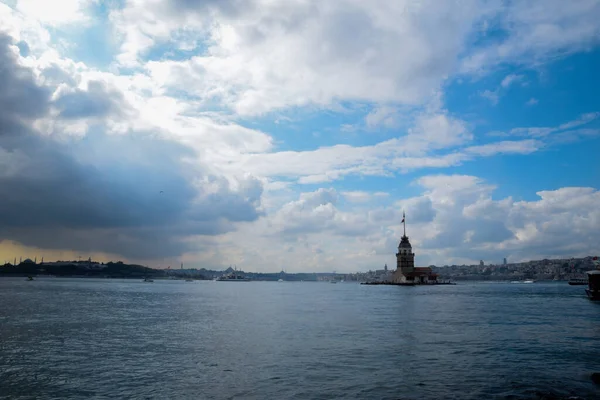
xmin=0 ymin=275 xmax=578 ymax=284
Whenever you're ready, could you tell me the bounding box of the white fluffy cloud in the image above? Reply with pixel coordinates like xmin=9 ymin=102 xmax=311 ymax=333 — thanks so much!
xmin=461 ymin=0 xmax=600 ymax=74
xmin=14 ymin=0 xmax=93 ymax=25
xmin=108 ymin=0 xmax=600 ymax=116
xmin=203 ymin=175 xmax=600 ymax=272
xmin=123 ymin=0 xmax=490 ymax=114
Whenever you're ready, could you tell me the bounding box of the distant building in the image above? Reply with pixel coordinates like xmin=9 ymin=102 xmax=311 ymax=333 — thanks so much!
xmin=391 ymin=213 xmax=437 ymax=284
xmin=480 ymin=260 xmax=484 ymax=267
xmin=503 ymin=258 xmax=507 ymax=265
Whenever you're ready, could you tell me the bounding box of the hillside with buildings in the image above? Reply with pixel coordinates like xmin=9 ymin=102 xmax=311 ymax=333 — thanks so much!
xmin=429 ymin=256 xmax=599 ymax=281
xmin=2 ymin=256 xmax=598 ymax=282
xmin=0 ymin=258 xmax=167 ymax=279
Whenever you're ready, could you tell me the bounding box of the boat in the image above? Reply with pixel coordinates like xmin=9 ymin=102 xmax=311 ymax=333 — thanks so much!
xmin=568 ymin=278 xmax=588 ymax=286
xmin=585 ymin=270 xmax=600 ymax=300
xmin=523 ymin=280 xmax=535 ymax=284
xmin=330 ymin=280 xmax=338 ymax=284
xmin=143 ymin=277 xmax=154 ymax=282
xmin=185 ymin=278 xmax=194 ymax=282
xmin=278 ymin=278 xmax=284 ymax=282
xmin=26 ymin=276 xmax=34 ymax=281
xmin=217 ymin=272 xmax=250 ymax=282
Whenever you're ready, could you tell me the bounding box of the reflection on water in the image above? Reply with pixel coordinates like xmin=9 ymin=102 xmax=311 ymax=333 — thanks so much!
xmin=1 ymin=278 xmax=599 ymax=399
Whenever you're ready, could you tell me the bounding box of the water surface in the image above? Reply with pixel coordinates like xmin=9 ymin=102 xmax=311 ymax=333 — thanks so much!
xmin=1 ymin=278 xmax=599 ymax=399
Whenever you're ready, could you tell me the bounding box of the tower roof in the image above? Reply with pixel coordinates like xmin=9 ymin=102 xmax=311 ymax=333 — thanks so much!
xmin=398 ymin=234 xmax=412 ymax=248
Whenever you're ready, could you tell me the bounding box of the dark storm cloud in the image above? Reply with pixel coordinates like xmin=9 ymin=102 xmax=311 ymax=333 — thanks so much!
xmin=0 ymin=34 xmax=52 ymax=122
xmin=54 ymin=80 xmax=129 ymax=119
xmin=0 ymin=33 xmax=264 ymax=259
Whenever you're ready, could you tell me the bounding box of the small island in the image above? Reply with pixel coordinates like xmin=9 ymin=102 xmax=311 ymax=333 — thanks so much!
xmin=361 ymin=212 xmax=454 ymax=286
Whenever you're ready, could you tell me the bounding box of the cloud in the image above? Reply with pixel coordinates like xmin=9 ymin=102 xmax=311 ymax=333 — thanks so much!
xmin=506 ymin=112 xmax=600 ymax=138
xmin=0 ymin=32 xmax=264 ymax=260
xmin=130 ymin=0 xmax=493 ymax=115
xmin=461 ymin=0 xmax=600 ymax=74
xmin=480 ymin=89 xmax=499 ymax=105
xmin=15 ymin=0 xmax=93 ymax=26
xmin=224 ymin=127 xmax=538 ymax=185
xmin=201 ymin=174 xmax=600 ymax=271
xmin=109 ymin=0 xmax=600 ymax=116
xmin=365 ymin=106 xmax=399 ymax=130
xmin=1 ymin=1 xmax=599 ymax=272
xmin=500 ymin=74 xmax=525 ymax=88
xmin=342 ymin=191 xmax=388 ymax=203
xmin=396 ymin=196 xmax=436 ymax=224
xmin=480 ymin=73 xmax=525 ymax=105
xmin=0 ymin=34 xmax=52 ymax=121
xmin=526 ymin=98 xmax=539 ymax=106
xmin=53 ymin=80 xmax=131 ymax=120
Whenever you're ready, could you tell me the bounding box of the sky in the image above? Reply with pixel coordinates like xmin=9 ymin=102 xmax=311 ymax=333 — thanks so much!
xmin=0 ymin=0 xmax=599 ymax=272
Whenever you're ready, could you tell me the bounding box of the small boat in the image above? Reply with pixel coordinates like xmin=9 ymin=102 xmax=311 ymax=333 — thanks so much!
xmin=278 ymin=278 xmax=284 ymax=282
xmin=523 ymin=280 xmax=535 ymax=284
xmin=185 ymin=278 xmax=194 ymax=282
xmin=330 ymin=280 xmax=337 ymax=284
xmin=568 ymin=278 xmax=588 ymax=286
xmin=26 ymin=276 xmax=34 ymax=281
xmin=143 ymin=277 xmax=154 ymax=282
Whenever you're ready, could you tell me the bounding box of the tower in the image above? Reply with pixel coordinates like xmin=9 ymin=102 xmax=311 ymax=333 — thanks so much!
xmin=396 ymin=212 xmax=415 ymax=275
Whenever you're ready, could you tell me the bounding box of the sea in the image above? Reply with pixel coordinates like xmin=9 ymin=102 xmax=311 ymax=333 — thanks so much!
xmin=1 ymin=278 xmax=599 ymax=400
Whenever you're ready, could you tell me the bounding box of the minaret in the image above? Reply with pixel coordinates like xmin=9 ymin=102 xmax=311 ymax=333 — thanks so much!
xmin=396 ymin=212 xmax=415 ymax=275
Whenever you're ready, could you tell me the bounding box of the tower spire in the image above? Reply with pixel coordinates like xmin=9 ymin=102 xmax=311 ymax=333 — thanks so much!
xmin=402 ymin=211 xmax=406 ymax=237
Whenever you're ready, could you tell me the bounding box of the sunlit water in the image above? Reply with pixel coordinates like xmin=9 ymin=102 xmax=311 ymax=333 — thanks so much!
xmin=1 ymin=278 xmax=599 ymax=399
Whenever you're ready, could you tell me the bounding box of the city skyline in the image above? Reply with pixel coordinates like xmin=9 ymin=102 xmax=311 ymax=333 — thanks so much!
xmin=0 ymin=1 xmax=599 ymax=272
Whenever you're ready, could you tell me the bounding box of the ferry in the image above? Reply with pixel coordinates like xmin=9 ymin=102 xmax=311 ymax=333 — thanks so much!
xmin=217 ymin=272 xmax=250 ymax=282
xmin=585 ymin=270 xmax=600 ymax=300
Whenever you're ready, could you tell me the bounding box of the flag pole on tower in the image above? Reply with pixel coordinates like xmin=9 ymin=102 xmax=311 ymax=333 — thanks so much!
xmin=402 ymin=211 xmax=406 ymax=237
